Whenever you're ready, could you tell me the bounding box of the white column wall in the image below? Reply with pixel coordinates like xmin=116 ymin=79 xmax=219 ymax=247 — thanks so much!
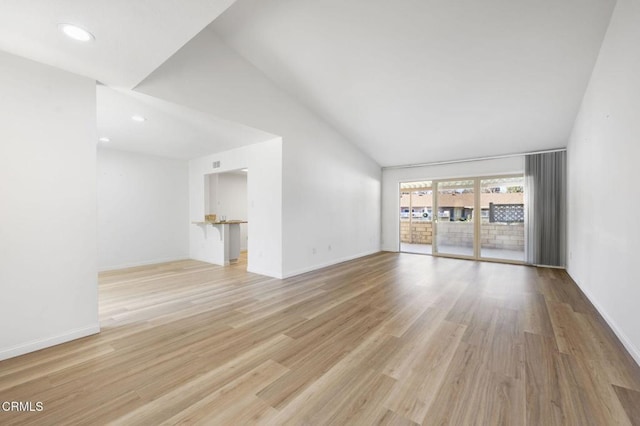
xmin=0 ymin=52 xmax=98 ymax=360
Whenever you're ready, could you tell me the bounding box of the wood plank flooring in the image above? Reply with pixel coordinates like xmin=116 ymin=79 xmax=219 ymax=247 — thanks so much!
xmin=1 ymin=252 xmax=640 ymax=425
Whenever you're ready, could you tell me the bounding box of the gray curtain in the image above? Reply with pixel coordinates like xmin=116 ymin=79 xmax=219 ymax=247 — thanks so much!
xmin=524 ymin=151 xmax=566 ymax=267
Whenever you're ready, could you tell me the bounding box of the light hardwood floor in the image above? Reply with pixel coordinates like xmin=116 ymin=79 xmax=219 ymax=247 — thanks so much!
xmin=1 ymin=252 xmax=640 ymax=425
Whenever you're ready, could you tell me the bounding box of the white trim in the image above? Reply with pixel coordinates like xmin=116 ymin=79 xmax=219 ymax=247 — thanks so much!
xmin=568 ymin=272 xmax=640 ymax=367
xmin=246 ymin=266 xmax=283 ymax=279
xmin=535 ymin=264 xmax=566 ymax=269
xmin=98 ymin=256 xmax=189 ymax=272
xmin=281 ymin=250 xmax=381 ymax=279
xmin=0 ymin=324 xmax=100 ymax=361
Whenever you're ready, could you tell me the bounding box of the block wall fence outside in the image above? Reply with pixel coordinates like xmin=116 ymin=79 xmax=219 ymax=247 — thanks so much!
xmin=400 ymin=220 xmax=433 ymax=244
xmin=437 ymin=222 xmax=474 ymax=247
xmin=400 ymin=220 xmax=524 ymax=250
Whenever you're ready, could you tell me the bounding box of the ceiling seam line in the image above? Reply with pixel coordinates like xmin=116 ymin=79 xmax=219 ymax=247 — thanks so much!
xmin=382 ymin=147 xmax=567 ymax=170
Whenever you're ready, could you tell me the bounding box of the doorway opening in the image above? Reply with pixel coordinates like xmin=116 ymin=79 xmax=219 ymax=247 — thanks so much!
xmin=205 ymin=168 xmax=249 ymax=268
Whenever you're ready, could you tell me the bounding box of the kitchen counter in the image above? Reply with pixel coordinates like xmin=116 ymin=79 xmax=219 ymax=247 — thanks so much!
xmin=191 ymin=220 xmax=247 ymax=265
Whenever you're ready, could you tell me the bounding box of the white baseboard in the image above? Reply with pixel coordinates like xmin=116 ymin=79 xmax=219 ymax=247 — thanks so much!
xmin=281 ymin=249 xmax=381 ymax=279
xmin=246 ymin=266 xmax=283 ymax=279
xmin=0 ymin=324 xmax=100 ymax=361
xmin=568 ymin=271 xmax=640 ymax=367
xmin=98 ymin=256 xmax=189 ymax=272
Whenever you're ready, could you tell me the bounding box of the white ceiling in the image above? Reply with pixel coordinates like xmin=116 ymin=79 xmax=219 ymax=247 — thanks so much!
xmin=0 ymin=0 xmax=236 ymax=88
xmin=211 ymin=0 xmax=616 ymax=166
xmin=97 ymin=85 xmax=276 ymax=159
xmin=0 ymin=0 xmax=618 ymax=165
xmin=0 ymin=0 xmax=278 ymax=161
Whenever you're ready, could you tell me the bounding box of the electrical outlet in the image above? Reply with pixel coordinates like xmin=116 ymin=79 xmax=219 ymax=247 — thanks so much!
xmin=328 ymin=245 xmax=332 ymax=251
xmin=312 ymin=248 xmax=316 ymax=255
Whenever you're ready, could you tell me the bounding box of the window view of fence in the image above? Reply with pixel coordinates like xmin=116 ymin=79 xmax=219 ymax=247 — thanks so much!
xmin=489 ymin=203 xmax=524 ymax=223
xmin=399 ymin=182 xmax=433 ymax=254
xmin=480 ymin=177 xmax=525 ymax=261
xmin=436 ymin=180 xmax=475 ymax=257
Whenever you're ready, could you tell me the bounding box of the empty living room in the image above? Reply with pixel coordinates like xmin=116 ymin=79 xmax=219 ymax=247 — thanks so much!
xmin=1 ymin=0 xmax=640 ymax=424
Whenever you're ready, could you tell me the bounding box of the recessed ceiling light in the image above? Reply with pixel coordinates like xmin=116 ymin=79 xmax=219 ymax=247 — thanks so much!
xmin=58 ymin=23 xmax=94 ymax=42
xmin=131 ymin=115 xmax=146 ymax=122
xmin=98 ymin=137 xmax=110 ymax=143
xmin=241 ymin=168 xmax=248 ymax=172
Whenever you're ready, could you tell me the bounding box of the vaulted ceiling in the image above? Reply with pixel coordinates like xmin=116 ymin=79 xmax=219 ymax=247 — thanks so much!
xmin=0 ymin=0 xmax=617 ymax=165
xmin=211 ymin=0 xmax=616 ymax=166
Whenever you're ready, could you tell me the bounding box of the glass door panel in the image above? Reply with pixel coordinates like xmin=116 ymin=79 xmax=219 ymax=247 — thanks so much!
xmin=399 ymin=181 xmax=433 ymax=255
xmin=435 ymin=180 xmax=475 ymax=257
xmin=480 ymin=176 xmax=525 ymax=261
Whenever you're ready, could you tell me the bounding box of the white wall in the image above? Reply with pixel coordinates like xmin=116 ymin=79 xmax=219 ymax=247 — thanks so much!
xmin=281 ymin=130 xmax=380 ymax=277
xmin=0 ymin=52 xmax=98 ymax=360
xmin=137 ymin=29 xmax=381 ymax=278
xmin=97 ymin=148 xmax=189 ymax=271
xmin=567 ymin=0 xmax=640 ymax=365
xmin=191 ymin=139 xmax=283 ymax=277
xmin=382 ymin=157 xmax=524 ymax=251
xmin=208 ymin=172 xmax=249 ymax=251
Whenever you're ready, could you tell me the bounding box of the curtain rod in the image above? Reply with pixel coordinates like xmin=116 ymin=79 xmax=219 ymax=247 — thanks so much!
xmin=382 ymin=147 xmax=567 ymax=170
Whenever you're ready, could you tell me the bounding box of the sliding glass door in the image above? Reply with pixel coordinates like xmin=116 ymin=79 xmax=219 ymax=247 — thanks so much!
xmin=433 ymin=180 xmax=475 ymax=258
xmin=401 ymin=175 xmax=526 ymax=263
